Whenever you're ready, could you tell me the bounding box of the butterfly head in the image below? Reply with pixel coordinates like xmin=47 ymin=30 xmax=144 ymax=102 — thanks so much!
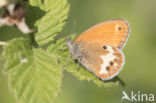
xmin=67 ymin=38 xmax=81 ymax=59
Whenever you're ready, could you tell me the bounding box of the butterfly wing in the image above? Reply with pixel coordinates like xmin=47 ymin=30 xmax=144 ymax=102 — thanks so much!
xmin=78 ymin=42 xmax=124 ymax=80
xmin=75 ymin=19 xmax=130 ymax=49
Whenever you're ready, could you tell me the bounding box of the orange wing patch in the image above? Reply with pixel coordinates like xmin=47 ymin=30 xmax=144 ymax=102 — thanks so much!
xmin=75 ymin=19 xmax=130 ymax=49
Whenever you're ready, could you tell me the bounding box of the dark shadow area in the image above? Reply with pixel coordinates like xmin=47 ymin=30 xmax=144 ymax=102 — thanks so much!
xmin=25 ymin=5 xmax=46 ymax=29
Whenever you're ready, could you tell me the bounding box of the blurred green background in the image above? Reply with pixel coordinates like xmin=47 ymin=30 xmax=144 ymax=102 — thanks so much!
xmin=0 ymin=0 xmax=156 ymax=103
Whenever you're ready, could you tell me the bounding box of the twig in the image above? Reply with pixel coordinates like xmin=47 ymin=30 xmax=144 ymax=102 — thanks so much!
xmin=115 ymin=76 xmax=126 ymax=87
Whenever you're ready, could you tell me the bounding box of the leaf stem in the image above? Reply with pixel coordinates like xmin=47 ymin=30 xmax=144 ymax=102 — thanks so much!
xmin=0 ymin=41 xmax=8 ymax=46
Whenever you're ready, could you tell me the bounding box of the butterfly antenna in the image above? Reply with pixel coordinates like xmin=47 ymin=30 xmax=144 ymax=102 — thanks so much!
xmin=71 ymin=18 xmax=77 ymax=35
xmin=73 ymin=19 xmax=76 ymax=33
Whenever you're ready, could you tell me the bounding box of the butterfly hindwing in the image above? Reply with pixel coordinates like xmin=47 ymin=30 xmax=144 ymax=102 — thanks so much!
xmin=77 ymin=42 xmax=124 ymax=80
xmin=95 ymin=46 xmax=124 ymax=80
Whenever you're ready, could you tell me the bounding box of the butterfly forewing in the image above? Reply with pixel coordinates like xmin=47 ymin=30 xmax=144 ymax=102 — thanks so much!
xmin=75 ymin=19 xmax=130 ymax=49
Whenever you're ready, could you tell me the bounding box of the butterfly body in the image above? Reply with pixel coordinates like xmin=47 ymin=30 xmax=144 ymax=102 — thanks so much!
xmin=67 ymin=19 xmax=130 ymax=80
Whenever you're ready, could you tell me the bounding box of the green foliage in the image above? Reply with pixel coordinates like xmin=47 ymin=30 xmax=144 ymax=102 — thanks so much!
xmin=1 ymin=0 xmax=70 ymax=103
xmin=0 ymin=0 xmax=122 ymax=103
xmin=29 ymin=0 xmax=70 ymax=46
xmin=47 ymin=35 xmax=120 ymax=87
xmin=3 ymin=38 xmax=63 ymax=103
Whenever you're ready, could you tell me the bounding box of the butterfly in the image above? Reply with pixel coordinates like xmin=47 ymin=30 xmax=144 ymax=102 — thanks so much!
xmin=67 ymin=19 xmax=130 ymax=81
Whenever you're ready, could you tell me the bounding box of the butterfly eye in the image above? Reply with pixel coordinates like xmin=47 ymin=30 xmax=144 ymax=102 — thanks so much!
xmin=103 ymin=45 xmax=107 ymax=49
xmin=118 ymin=27 xmax=122 ymax=30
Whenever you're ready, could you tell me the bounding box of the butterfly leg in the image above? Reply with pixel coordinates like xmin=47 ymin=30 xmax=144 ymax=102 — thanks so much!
xmin=76 ymin=60 xmax=80 ymax=71
xmin=76 ymin=55 xmax=83 ymax=71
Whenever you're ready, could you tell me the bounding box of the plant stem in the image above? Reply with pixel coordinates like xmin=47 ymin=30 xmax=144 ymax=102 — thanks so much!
xmin=0 ymin=41 xmax=8 ymax=46
xmin=115 ymin=76 xmax=125 ymax=87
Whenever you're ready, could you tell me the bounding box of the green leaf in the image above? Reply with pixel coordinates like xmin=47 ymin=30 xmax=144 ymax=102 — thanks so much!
xmin=47 ymin=35 xmax=121 ymax=87
xmin=29 ymin=0 xmax=70 ymax=46
xmin=3 ymin=38 xmax=63 ymax=103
